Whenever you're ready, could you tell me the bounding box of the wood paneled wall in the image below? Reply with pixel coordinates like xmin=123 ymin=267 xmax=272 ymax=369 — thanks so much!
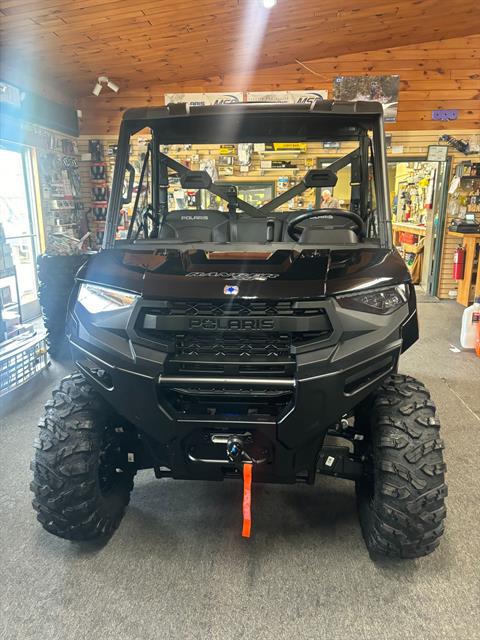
xmin=78 ymin=35 xmax=480 ymax=134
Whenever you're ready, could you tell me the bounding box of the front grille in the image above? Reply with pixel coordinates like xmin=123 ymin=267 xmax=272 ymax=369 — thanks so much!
xmin=138 ymin=298 xmax=329 ymax=418
xmin=153 ymin=300 xmax=325 ymax=317
xmin=176 ymin=332 xmax=291 ymax=358
xmin=136 ymin=299 xmax=332 ymax=375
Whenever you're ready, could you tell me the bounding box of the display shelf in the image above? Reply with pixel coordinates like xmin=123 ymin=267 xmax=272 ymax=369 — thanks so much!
xmin=85 ymin=140 xmax=111 ymax=248
xmin=392 ymin=222 xmax=427 ymax=235
xmin=458 ymin=163 xmax=480 ymax=178
xmin=38 ymin=145 xmax=85 ymax=250
xmin=448 ymin=231 xmax=480 ymax=306
xmin=392 ymin=222 xmax=427 ymax=248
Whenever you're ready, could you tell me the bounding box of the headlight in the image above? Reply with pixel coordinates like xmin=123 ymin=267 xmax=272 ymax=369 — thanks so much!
xmin=77 ymin=283 xmax=138 ymax=314
xmin=336 ymin=285 xmax=408 ymax=315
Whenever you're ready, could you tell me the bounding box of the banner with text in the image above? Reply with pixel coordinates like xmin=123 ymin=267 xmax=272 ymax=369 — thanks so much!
xmin=165 ymin=91 xmax=329 ymax=107
xmin=164 ymin=93 xmax=243 ymax=106
xmin=246 ymin=90 xmax=328 ymax=105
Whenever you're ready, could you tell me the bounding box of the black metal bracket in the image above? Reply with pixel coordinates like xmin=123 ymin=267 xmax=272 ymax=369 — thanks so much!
xmin=317 ymin=445 xmax=364 ymax=481
xmin=257 ymin=150 xmax=359 ymax=214
xmin=158 ymin=152 xmax=259 ymax=217
xmin=127 ymin=143 xmax=150 ymax=240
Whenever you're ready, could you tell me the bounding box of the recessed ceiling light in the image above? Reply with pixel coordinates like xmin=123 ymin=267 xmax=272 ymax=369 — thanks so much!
xmin=262 ymin=0 xmax=277 ymax=7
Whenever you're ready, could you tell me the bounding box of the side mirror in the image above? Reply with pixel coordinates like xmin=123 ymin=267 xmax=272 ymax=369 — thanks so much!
xmin=122 ymin=162 xmax=135 ymax=205
xmin=180 ymin=171 xmax=212 ymax=190
xmin=304 ymin=169 xmax=338 ymax=189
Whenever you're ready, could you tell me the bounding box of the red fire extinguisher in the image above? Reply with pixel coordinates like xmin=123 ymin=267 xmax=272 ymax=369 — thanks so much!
xmin=453 ymin=245 xmax=465 ymax=280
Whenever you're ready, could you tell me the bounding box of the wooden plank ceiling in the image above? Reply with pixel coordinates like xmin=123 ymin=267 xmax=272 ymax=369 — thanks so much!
xmin=1 ymin=0 xmax=480 ymax=98
xmin=77 ymin=34 xmax=480 ymax=134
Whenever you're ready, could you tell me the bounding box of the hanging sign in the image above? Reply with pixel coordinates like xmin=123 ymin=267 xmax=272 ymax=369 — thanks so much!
xmin=246 ymin=90 xmax=327 ymax=104
xmin=165 ymin=91 xmax=328 ymax=107
xmin=164 ymin=93 xmax=243 ymax=106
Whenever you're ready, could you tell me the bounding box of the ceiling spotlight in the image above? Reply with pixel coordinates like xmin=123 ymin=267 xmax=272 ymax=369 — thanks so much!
xmin=262 ymin=0 xmax=277 ymax=7
xmin=92 ymin=75 xmax=120 ymax=96
xmin=107 ymin=79 xmax=119 ymax=93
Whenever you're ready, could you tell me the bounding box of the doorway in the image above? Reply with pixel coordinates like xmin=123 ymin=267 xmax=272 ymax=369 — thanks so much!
xmin=388 ymin=157 xmax=450 ymax=296
xmin=0 ymin=143 xmax=42 ymax=323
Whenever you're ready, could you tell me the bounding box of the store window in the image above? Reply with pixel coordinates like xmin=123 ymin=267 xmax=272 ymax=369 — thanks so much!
xmin=0 ymin=144 xmax=41 ymax=330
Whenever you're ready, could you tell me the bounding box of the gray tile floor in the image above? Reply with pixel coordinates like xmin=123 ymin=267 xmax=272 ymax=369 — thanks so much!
xmin=1 ymin=301 xmax=479 ymax=640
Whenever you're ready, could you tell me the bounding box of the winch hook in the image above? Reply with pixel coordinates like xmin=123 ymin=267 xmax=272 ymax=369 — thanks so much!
xmin=226 ymin=435 xmax=251 ymax=464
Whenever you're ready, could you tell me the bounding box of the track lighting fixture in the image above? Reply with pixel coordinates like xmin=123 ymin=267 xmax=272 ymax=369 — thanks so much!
xmin=106 ymin=79 xmax=119 ymax=93
xmin=92 ymin=76 xmax=120 ymax=96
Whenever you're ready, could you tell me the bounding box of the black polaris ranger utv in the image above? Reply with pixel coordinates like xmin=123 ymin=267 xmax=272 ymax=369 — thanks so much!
xmin=31 ymin=101 xmax=447 ymax=557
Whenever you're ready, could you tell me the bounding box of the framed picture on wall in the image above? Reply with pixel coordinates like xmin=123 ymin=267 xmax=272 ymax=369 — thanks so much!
xmin=333 ymin=75 xmax=400 ymax=122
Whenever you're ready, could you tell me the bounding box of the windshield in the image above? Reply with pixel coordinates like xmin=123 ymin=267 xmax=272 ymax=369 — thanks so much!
xmin=114 ymin=138 xmax=380 ymax=246
xmin=102 ymin=104 xmax=392 ymax=249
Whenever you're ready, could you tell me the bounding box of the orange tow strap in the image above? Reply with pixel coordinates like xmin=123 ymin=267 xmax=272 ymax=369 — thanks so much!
xmin=242 ymin=462 xmax=253 ymax=538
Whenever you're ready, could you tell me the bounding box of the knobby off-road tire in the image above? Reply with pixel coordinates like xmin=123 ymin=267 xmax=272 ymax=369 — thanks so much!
xmin=356 ymin=374 xmax=447 ymax=559
xmin=31 ymin=372 xmax=135 ymax=540
xmin=37 ymin=254 xmax=88 ymax=359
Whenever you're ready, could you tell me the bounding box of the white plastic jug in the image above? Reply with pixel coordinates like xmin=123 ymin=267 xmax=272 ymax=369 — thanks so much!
xmin=460 ymin=297 xmax=480 ymax=349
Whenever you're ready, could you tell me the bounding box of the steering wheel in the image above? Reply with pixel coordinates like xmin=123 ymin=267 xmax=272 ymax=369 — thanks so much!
xmin=286 ymin=209 xmax=365 ymax=241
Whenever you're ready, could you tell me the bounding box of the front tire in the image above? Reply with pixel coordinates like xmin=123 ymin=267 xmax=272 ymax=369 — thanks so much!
xmin=31 ymin=373 xmax=135 ymax=540
xmin=356 ymin=374 xmax=447 ymax=559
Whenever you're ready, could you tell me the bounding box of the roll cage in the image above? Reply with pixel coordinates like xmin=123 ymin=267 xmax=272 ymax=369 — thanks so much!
xmin=103 ymin=101 xmax=392 ymax=248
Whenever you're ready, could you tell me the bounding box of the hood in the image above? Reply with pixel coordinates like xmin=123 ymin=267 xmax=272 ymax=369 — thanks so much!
xmin=77 ymin=247 xmax=410 ymax=300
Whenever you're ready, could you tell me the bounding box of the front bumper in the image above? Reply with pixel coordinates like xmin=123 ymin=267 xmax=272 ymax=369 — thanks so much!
xmin=68 ymin=295 xmax=415 ymax=483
